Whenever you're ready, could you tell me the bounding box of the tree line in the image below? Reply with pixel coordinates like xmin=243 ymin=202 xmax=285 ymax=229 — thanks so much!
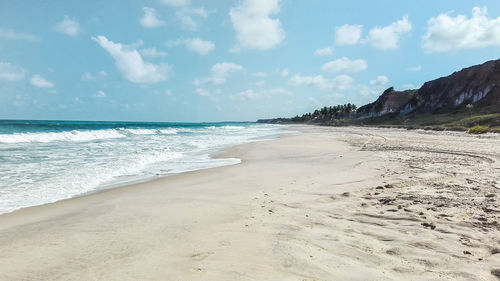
xmin=290 ymin=103 xmax=358 ymax=122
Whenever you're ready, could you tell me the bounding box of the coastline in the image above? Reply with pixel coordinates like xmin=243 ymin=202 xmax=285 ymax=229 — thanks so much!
xmin=0 ymin=127 xmax=285 ymax=220
xmin=1 ymin=125 xmax=499 ymax=280
xmin=0 ymin=124 xmax=286 ymax=215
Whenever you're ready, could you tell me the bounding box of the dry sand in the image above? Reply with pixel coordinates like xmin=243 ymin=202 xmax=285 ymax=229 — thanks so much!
xmin=0 ymin=125 xmax=499 ymax=280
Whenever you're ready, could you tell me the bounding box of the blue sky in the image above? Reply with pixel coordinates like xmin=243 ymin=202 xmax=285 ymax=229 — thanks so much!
xmin=1 ymin=0 xmax=500 ymax=122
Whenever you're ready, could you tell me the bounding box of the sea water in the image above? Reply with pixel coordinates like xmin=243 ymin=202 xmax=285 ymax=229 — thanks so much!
xmin=0 ymin=120 xmax=286 ymax=214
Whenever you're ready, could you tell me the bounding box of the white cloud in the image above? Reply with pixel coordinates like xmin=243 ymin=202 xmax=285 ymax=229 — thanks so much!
xmin=184 ymin=7 xmax=209 ymax=17
xmin=357 ymin=76 xmax=392 ymax=97
xmin=0 ymin=62 xmax=26 ymax=81
xmin=229 ymin=0 xmax=285 ymax=50
xmin=175 ymin=11 xmax=198 ymax=30
xmin=176 ymin=7 xmax=211 ymax=30
xmin=81 ymin=70 xmax=106 ymax=81
xmin=160 ymin=0 xmax=190 ymax=7
xmin=232 ymin=89 xmax=257 ymax=100
xmin=365 ymin=15 xmax=411 ymax=50
xmin=422 ymin=7 xmax=500 ymax=52
xmin=81 ymin=72 xmax=94 ymax=81
xmin=369 ymin=75 xmax=389 ymax=87
xmin=140 ymin=47 xmax=167 ymax=57
xmin=314 ymin=47 xmax=334 ymax=56
xmin=335 ymin=24 xmax=362 ymax=45
xmin=176 ymin=12 xmax=197 ymax=30
xmin=160 ymin=0 xmax=211 ymax=30
xmin=231 ymin=88 xmax=291 ymax=100
xmin=195 ymin=62 xmax=243 ymax=85
xmin=140 ymin=7 xmax=164 ymax=28
xmin=407 ymin=65 xmax=422 ymax=71
xmin=210 ymin=62 xmax=243 ymax=83
xmin=129 ymin=40 xmax=146 ymax=50
xmin=186 ymin=38 xmax=214 ymax=55
xmin=281 ymin=68 xmax=289 ymax=77
xmin=288 ymin=75 xmax=329 ymax=89
xmin=255 ymin=80 xmax=265 ymax=86
xmin=195 ymin=88 xmax=211 ymax=97
xmin=321 ymin=57 xmax=367 ymax=73
xmin=54 ymin=16 xmax=80 ymax=37
xmin=30 ymin=75 xmax=54 ymax=88
xmin=288 ymin=74 xmax=353 ymax=90
xmin=167 ymin=38 xmax=215 ymax=55
xmin=93 ymin=35 xmax=171 ymax=84
xmin=331 ymin=75 xmax=354 ymax=90
xmin=93 ymin=90 xmax=106 ymax=98
xmin=253 ymin=72 xmax=267 ymax=77
xmin=0 ymin=27 xmax=38 ymax=41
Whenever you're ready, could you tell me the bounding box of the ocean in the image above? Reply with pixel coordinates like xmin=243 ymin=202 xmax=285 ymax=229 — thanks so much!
xmin=0 ymin=120 xmax=286 ymax=214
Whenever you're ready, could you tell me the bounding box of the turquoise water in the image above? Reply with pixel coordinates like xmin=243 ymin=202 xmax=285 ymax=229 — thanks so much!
xmin=0 ymin=120 xmax=286 ymax=214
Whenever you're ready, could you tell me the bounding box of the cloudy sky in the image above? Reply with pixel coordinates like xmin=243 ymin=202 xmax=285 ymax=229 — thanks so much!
xmin=1 ymin=0 xmax=500 ymax=122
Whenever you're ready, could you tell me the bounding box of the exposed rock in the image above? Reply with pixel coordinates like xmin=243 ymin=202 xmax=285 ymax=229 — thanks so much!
xmin=417 ymin=59 xmax=500 ymax=112
xmin=357 ymin=88 xmax=417 ymax=117
xmin=358 ymin=59 xmax=500 ymax=118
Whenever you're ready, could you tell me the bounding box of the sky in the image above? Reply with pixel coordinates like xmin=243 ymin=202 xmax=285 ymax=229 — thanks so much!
xmin=1 ymin=0 xmax=500 ymax=122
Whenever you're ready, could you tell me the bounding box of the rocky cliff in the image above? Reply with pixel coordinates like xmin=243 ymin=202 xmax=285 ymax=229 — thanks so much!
xmin=416 ymin=59 xmax=500 ymax=112
xmin=357 ymin=88 xmax=417 ymax=117
xmin=358 ymin=59 xmax=500 ymax=117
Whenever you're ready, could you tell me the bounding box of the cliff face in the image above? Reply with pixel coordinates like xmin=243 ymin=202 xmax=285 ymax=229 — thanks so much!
xmin=358 ymin=59 xmax=500 ymax=117
xmin=417 ymin=59 xmax=500 ymax=112
xmin=357 ymin=88 xmax=417 ymax=117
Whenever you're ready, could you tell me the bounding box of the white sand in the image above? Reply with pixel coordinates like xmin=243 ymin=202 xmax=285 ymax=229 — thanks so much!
xmin=0 ymin=126 xmax=499 ymax=280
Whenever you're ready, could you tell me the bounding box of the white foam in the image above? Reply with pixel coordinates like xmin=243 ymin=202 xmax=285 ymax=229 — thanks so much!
xmin=0 ymin=124 xmax=287 ymax=214
xmin=221 ymin=125 xmax=245 ymax=130
xmin=0 ymin=129 xmax=126 ymax=144
xmin=159 ymin=128 xmax=178 ymax=134
xmin=0 ymin=127 xmax=185 ymax=144
xmin=206 ymin=125 xmax=245 ymax=131
xmin=122 ymin=128 xmax=158 ymax=135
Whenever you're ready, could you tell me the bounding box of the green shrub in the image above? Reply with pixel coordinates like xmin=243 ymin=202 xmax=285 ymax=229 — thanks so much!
xmin=468 ymin=125 xmax=489 ymax=134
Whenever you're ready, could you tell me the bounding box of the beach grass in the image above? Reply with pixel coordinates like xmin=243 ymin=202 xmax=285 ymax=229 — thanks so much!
xmin=340 ymin=105 xmax=500 ymax=133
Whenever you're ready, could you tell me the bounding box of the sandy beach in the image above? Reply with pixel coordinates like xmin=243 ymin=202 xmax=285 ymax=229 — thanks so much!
xmin=0 ymin=125 xmax=499 ymax=281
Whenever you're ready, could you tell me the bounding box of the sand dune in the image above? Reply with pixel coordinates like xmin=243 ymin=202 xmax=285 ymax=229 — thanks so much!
xmin=0 ymin=126 xmax=499 ymax=280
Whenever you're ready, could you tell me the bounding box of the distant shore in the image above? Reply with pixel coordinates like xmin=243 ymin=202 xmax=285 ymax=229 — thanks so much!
xmin=0 ymin=125 xmax=499 ymax=280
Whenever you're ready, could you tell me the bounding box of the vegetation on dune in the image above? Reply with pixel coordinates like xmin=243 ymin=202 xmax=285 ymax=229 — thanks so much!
xmin=259 ymin=104 xmax=500 ymax=133
xmin=468 ymin=125 xmax=489 ymax=134
xmin=345 ymin=105 xmax=500 ymax=133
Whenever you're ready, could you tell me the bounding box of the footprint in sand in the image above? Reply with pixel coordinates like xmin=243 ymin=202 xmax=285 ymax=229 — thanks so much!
xmin=386 ymin=247 xmax=401 ymax=256
xmin=491 ymin=269 xmax=500 ymax=279
xmin=191 ymin=251 xmax=214 ymax=261
xmin=191 ymin=267 xmax=203 ymax=273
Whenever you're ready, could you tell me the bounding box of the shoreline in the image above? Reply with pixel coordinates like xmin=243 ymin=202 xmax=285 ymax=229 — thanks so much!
xmin=1 ymin=125 xmax=499 ymax=280
xmin=0 ymin=127 xmax=291 ymax=226
xmin=0 ymin=127 xmax=286 ymax=216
